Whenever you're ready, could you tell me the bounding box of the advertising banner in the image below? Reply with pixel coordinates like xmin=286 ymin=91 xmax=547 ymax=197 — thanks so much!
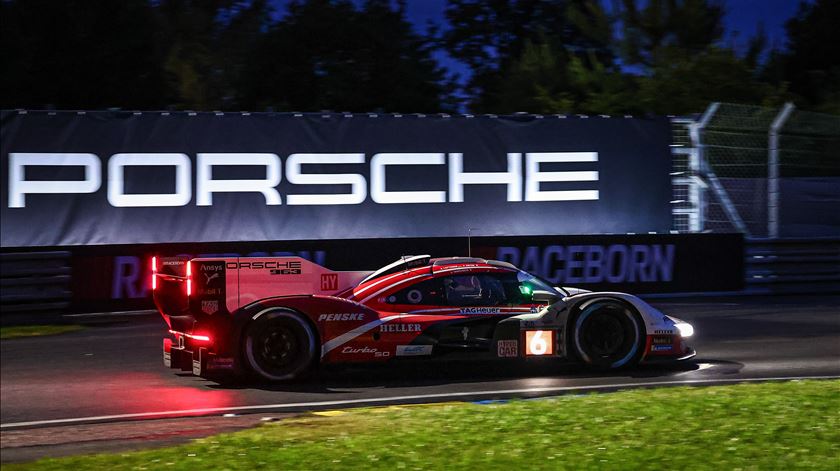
xmin=69 ymin=233 xmax=743 ymax=313
xmin=1 ymin=110 xmax=673 ymax=247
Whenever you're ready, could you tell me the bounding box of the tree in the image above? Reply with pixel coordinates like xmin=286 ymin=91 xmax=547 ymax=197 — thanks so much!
xmin=768 ymin=0 xmax=840 ymax=113
xmin=618 ymin=0 xmax=725 ymax=68
xmin=491 ymin=40 xmax=638 ymax=115
xmin=157 ymin=0 xmax=272 ymax=110
xmin=238 ymin=0 xmax=452 ymax=112
xmin=1 ymin=0 xmax=169 ymax=109
xmin=637 ymin=47 xmax=778 ymax=114
xmin=443 ymin=0 xmax=616 ymax=113
xmin=617 ymin=0 xmax=781 ymax=115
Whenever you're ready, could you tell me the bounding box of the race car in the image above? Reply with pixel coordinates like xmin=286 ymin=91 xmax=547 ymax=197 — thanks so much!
xmin=152 ymin=255 xmax=695 ymax=382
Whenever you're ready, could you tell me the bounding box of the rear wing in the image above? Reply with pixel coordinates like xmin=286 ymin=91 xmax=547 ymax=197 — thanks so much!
xmin=152 ymin=256 xmax=371 ymax=318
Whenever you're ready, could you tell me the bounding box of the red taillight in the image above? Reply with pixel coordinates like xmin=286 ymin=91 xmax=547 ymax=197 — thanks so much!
xmin=169 ymin=330 xmax=210 ymax=343
xmin=151 ymin=256 xmax=157 ymax=290
xmin=186 ymin=260 xmax=192 ymax=296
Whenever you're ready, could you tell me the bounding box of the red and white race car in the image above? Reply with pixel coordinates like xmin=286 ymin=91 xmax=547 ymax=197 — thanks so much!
xmin=152 ymin=255 xmax=695 ymax=382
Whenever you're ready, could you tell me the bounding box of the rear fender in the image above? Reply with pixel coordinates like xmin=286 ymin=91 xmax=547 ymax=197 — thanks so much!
xmin=231 ymin=295 xmax=378 ymax=361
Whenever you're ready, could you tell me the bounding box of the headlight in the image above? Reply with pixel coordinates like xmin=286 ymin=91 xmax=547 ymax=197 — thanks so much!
xmin=675 ymin=322 xmax=694 ymax=338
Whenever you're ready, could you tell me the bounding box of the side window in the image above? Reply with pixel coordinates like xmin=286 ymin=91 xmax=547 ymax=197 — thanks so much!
xmin=386 ymin=273 xmax=535 ymax=307
xmin=441 ymin=273 xmax=524 ymax=307
xmin=386 ymin=278 xmax=445 ymax=306
xmin=441 ymin=273 xmax=533 ymax=307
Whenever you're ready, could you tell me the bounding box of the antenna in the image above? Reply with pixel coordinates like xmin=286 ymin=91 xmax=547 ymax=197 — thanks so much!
xmin=467 ymin=228 xmax=479 ymax=257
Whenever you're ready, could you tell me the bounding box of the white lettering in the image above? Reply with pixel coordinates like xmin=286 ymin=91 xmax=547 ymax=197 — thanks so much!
xmin=317 ymin=313 xmax=365 ymax=322
xmin=9 ymin=153 xmax=100 ymax=208
xmin=525 ymin=152 xmax=599 ymax=201
xmin=286 ymin=153 xmax=366 ymax=205
xmin=371 ymin=153 xmax=446 ymax=204
xmin=448 ymin=152 xmax=522 ymax=202
xmin=7 ymin=151 xmax=604 ymax=208
xmin=197 ymin=153 xmax=282 ymax=206
xmin=108 ymin=153 xmax=191 ymax=207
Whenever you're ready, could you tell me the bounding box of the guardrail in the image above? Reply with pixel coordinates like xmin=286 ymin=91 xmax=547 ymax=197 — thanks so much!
xmin=0 ymin=251 xmax=72 ymax=318
xmin=746 ymin=238 xmax=840 ymax=294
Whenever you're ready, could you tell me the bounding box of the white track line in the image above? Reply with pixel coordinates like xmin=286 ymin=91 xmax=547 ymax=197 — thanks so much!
xmin=2 ymin=375 xmax=837 ymax=430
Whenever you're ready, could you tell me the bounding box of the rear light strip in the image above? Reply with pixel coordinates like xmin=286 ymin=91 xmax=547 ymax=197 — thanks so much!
xmin=169 ymin=329 xmax=210 ymax=343
xmin=186 ymin=260 xmax=192 ymax=297
xmin=151 ymin=256 xmax=157 ymax=290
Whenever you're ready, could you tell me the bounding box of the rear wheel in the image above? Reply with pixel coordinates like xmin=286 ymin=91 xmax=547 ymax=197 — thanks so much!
xmin=572 ymin=300 xmax=643 ymax=369
xmin=243 ymin=309 xmax=316 ymax=381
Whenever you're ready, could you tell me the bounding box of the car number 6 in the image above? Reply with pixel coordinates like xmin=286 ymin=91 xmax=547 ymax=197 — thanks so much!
xmin=529 ymin=330 xmax=548 ymax=355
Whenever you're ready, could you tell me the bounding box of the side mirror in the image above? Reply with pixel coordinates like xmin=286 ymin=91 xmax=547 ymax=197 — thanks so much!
xmin=531 ymin=289 xmax=558 ymax=304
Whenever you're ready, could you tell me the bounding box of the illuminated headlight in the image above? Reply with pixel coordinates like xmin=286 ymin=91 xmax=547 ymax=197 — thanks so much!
xmin=675 ymin=322 xmax=694 ymax=338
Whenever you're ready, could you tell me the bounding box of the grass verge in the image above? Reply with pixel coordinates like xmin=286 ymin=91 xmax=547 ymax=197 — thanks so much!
xmin=0 ymin=325 xmax=83 ymax=340
xmin=7 ymin=380 xmax=840 ymax=470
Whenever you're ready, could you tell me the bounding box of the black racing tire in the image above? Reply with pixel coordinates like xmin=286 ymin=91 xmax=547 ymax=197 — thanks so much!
xmin=242 ymin=309 xmax=317 ymax=382
xmin=571 ymin=300 xmax=644 ymax=370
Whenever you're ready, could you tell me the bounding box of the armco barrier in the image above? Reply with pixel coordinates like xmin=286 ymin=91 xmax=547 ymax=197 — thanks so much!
xmin=0 ymin=251 xmax=71 ymax=318
xmin=745 ymin=238 xmax=840 ymax=294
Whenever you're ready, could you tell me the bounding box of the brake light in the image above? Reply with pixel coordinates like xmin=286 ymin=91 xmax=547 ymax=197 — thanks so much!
xmin=151 ymin=256 xmax=157 ymax=290
xmin=169 ymin=330 xmax=211 ymax=343
xmin=186 ymin=260 xmax=192 ymax=297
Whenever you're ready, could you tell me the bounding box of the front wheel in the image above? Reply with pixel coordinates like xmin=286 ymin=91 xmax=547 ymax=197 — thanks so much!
xmin=243 ymin=309 xmax=317 ymax=382
xmin=572 ymin=300 xmax=643 ymax=370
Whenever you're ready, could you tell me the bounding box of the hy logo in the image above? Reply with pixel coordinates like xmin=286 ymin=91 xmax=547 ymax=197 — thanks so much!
xmin=204 ymin=272 xmax=220 ymax=284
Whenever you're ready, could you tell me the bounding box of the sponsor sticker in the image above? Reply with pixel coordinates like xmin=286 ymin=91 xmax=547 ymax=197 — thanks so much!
xmin=341 ymin=346 xmax=390 ymax=357
xmin=207 ymin=357 xmax=235 ymax=370
xmin=497 ymin=340 xmax=518 ymax=357
xmin=203 ymin=272 xmax=220 ymax=284
xmin=321 ymin=273 xmax=339 ymax=290
xmin=460 ymin=307 xmax=501 ymax=314
xmin=396 ymin=345 xmax=433 ymax=356
xmin=380 ymin=323 xmax=421 ymax=333
xmin=201 ymin=300 xmax=219 ymax=315
xmin=652 ymin=345 xmax=673 ymax=351
xmin=318 ymin=313 xmax=365 ymax=322
xmin=226 ymin=261 xmax=302 ymax=273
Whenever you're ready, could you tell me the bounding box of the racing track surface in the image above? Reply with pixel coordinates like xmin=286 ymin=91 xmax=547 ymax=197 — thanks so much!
xmin=2 ymin=296 xmax=839 ymax=432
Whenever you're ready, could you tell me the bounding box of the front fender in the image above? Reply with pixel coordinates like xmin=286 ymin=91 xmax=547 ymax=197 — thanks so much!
xmin=491 ymin=291 xmax=685 ymax=360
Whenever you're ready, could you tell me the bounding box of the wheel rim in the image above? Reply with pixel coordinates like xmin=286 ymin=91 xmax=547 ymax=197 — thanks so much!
xmin=583 ymin=314 xmax=625 ymax=356
xmin=574 ymin=302 xmax=640 ymax=368
xmin=245 ymin=310 xmax=316 ymax=381
xmin=256 ymin=324 xmax=300 ymax=370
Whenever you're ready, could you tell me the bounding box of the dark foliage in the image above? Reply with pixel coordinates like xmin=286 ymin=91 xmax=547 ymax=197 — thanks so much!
xmin=0 ymin=0 xmax=837 ymax=114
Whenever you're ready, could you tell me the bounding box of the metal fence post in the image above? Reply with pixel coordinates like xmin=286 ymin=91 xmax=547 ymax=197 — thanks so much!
xmin=768 ymin=102 xmax=795 ymax=239
xmin=694 ymin=102 xmax=750 ymax=235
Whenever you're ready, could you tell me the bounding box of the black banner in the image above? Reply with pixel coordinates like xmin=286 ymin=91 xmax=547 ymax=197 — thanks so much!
xmin=1 ymin=110 xmax=672 ymax=247
xmin=64 ymin=233 xmax=743 ymax=313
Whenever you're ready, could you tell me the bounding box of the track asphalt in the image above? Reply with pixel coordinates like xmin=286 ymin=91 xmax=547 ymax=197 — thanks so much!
xmin=1 ymin=295 xmax=838 ymax=460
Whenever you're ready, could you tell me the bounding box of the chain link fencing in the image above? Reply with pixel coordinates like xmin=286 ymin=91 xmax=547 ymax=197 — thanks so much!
xmin=671 ymin=102 xmax=840 ymax=238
